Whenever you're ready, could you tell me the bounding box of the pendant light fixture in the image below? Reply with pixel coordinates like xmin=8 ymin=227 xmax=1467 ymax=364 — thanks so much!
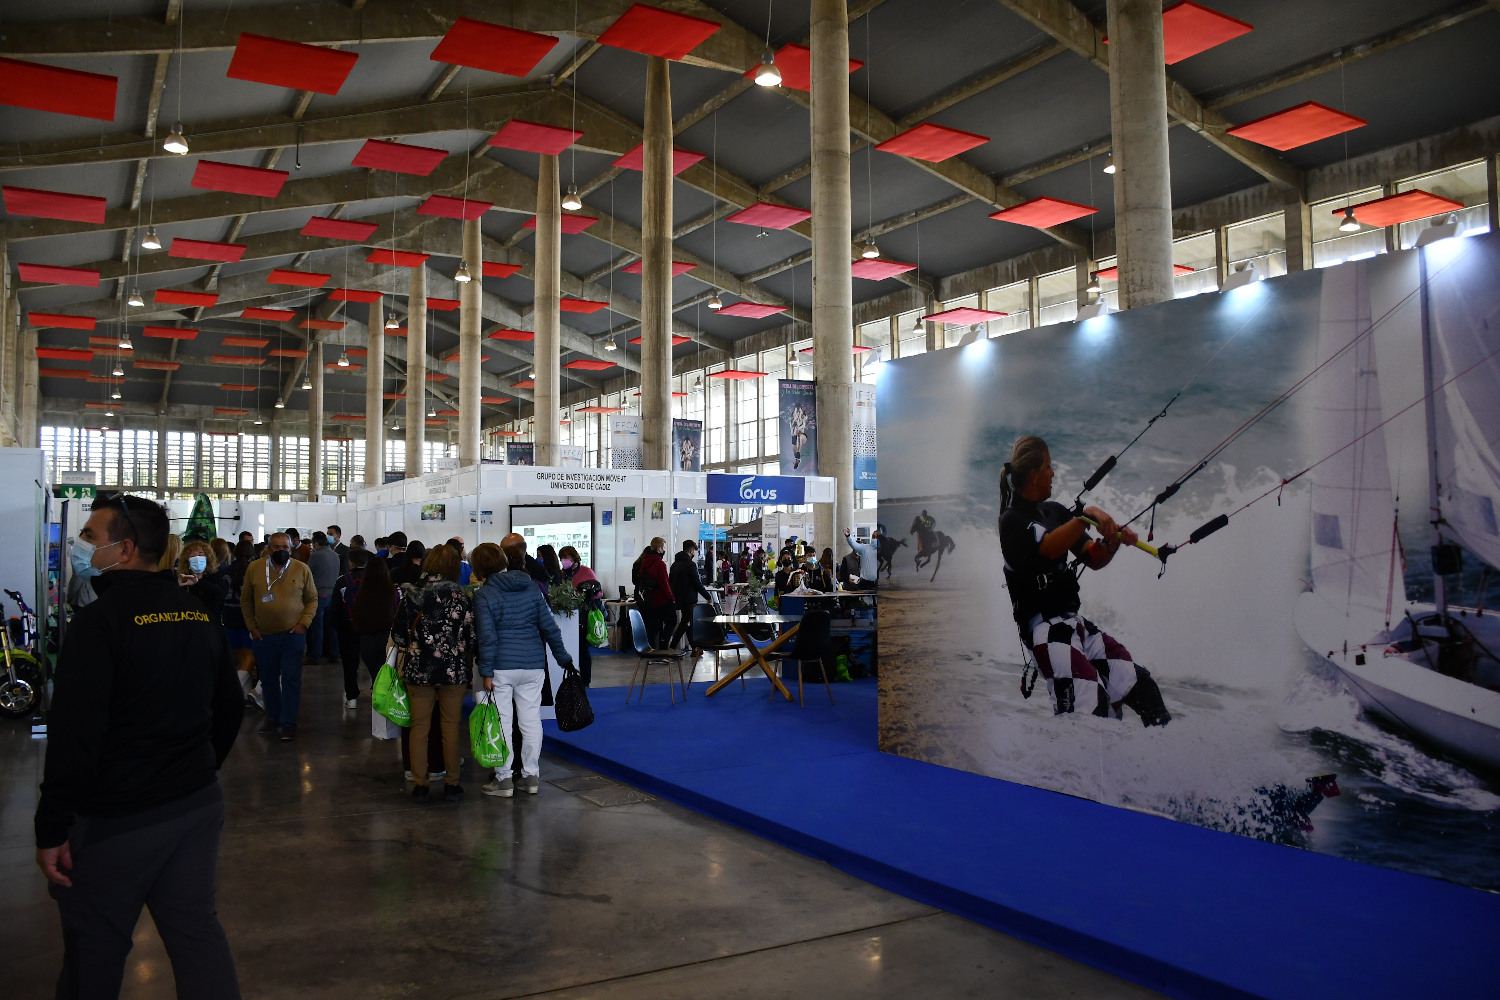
xmin=104 ymin=406 xmax=114 ymax=417
xmin=337 ymin=350 xmax=351 ymax=367
xmin=119 ymin=331 xmax=133 ymax=350
xmin=141 ymin=226 xmax=162 ymax=250
xmin=604 ymin=334 xmax=617 ymax=352
xmin=112 ymin=360 xmax=125 ymax=377
xmin=1338 ymin=206 xmax=1361 ymax=232
xmin=859 ymin=240 xmax=881 ymax=259
xmin=110 ymin=387 xmax=122 ymax=400
xmin=254 ymin=412 xmax=263 ymax=425
xmin=561 ymin=185 xmax=583 ymax=211
xmin=385 ymin=312 xmax=401 ymax=330
xmin=753 ymin=49 xmax=782 ymax=87
xmin=274 ymin=396 xmax=286 ymax=409
xmin=1087 ymin=272 xmax=1102 ymax=295
xmin=127 ymin=287 xmax=145 ymax=308
xmin=708 ymin=292 xmax=723 ymax=311
xmin=454 ymin=259 xmax=472 ymax=283
xmin=301 ymin=372 xmax=312 ymax=391
xmin=163 ymin=125 xmax=189 ymax=155
xmin=912 ymin=313 xmax=925 ymax=333
xmin=427 ymin=401 xmax=438 ymax=418
xmin=1102 ymin=153 xmax=1116 ymax=175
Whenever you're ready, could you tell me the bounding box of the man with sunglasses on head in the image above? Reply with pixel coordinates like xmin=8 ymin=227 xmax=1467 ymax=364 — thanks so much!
xmin=239 ymin=531 xmax=318 ymax=741
xmin=36 ymin=494 xmax=244 ymax=999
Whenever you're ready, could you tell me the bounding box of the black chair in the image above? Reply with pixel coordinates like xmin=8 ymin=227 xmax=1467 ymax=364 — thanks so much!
xmin=765 ymin=610 xmax=834 ymax=708
xmin=627 ymin=608 xmax=688 ymax=704
xmin=691 ymin=604 xmax=745 ymax=684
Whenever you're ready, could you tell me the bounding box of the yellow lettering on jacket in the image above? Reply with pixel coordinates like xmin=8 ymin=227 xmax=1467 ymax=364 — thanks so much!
xmin=133 ymin=610 xmax=212 ymax=626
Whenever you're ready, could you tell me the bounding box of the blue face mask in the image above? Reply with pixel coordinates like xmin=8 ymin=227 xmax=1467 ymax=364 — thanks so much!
xmin=188 ymin=555 xmax=208 ymax=574
xmin=70 ymin=542 xmax=101 ymax=579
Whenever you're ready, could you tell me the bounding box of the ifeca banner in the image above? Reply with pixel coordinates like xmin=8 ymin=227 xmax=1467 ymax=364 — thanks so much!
xmin=778 ymin=379 xmax=818 ymax=475
xmin=610 ymin=415 xmax=642 ymax=469
xmin=558 ymin=445 xmax=585 ymax=468
xmin=672 ymin=418 xmax=703 ymax=471
xmin=853 ymin=382 xmax=877 ymax=490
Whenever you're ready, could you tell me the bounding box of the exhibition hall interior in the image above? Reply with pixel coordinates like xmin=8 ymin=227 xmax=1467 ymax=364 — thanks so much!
xmin=2 ymin=1 xmax=1498 ymax=998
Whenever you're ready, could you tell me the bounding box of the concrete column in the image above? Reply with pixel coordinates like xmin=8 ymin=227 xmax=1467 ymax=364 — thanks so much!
xmin=1075 ymin=255 xmax=1095 ymax=308
xmin=19 ymin=324 xmax=39 ymax=448
xmin=1106 ymin=0 xmax=1175 ymax=309
xmin=888 ymin=315 xmax=900 ymax=359
xmin=2 ymin=286 xmax=17 ymax=444
xmin=640 ymin=55 xmax=674 ymax=471
xmin=365 ymin=298 xmax=386 ymax=486
xmin=1382 ymin=182 xmax=1400 ymax=253
xmin=268 ymin=417 xmax=280 ymax=499
xmin=810 ymin=0 xmax=856 ymax=550
xmin=725 ymin=370 xmax=738 ymax=465
xmin=1283 ymin=196 xmax=1314 ymax=272
xmin=236 ymin=432 xmax=246 ymax=492
xmin=534 ymin=154 xmax=562 ymax=465
xmin=459 ymin=218 xmax=482 ymax=466
xmin=924 ymin=302 xmax=940 ymax=353
xmin=1027 ymin=276 xmax=1040 ymax=329
xmin=194 ymin=418 xmax=204 ymax=488
xmin=307 ymin=334 xmax=323 ymax=499
xmin=1213 ymin=226 xmax=1230 ymax=287
xmin=116 ymin=426 xmax=125 ymax=488
xmin=405 ymin=265 xmax=427 ymax=477
xmin=156 ymin=412 xmax=168 ymax=498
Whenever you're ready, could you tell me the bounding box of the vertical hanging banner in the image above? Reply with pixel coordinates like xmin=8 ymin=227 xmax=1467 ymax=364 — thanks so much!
xmin=610 ymin=415 xmax=642 ymax=469
xmin=778 ymin=379 xmax=818 ymax=475
xmin=672 ymin=418 xmax=703 ymax=471
xmin=558 ymin=445 xmax=585 ymax=468
xmin=506 ymin=442 xmax=534 ymax=466
xmin=853 ymin=382 xmax=877 ymax=490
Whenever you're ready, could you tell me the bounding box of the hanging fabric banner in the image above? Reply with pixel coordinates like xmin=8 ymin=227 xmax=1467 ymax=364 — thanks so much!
xmin=506 ymin=442 xmax=534 ymax=466
xmin=558 ymin=445 xmax=585 ymax=468
xmin=853 ymin=382 xmax=877 ymax=491
xmin=778 ymin=379 xmax=818 ymax=476
xmin=610 ymin=415 xmax=642 ymax=469
xmin=672 ymin=418 xmax=703 ymax=472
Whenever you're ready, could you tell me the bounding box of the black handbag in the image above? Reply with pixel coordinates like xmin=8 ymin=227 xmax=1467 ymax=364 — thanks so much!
xmin=554 ymin=664 xmax=594 ymax=732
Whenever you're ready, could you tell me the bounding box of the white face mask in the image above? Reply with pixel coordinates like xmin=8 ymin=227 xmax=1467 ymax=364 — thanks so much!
xmin=188 ymin=555 xmax=208 ymax=573
xmin=79 ymin=536 xmax=126 ymax=573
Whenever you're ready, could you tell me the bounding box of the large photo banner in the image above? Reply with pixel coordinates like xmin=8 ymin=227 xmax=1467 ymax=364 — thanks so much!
xmin=778 ymin=379 xmax=818 ymax=475
xmin=506 ymin=442 xmax=533 ymax=466
xmin=672 ymin=418 xmax=703 ymax=472
xmin=610 ymin=415 xmax=642 ymax=469
xmin=876 ymin=235 xmax=1500 ymax=891
xmin=853 ymin=382 xmax=877 ymax=490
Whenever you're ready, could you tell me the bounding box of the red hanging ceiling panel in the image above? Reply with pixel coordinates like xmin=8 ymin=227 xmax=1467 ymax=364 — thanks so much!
xmin=366 ymin=249 xmax=430 ymax=267
xmin=741 ymin=44 xmax=862 ymax=92
xmin=268 ymin=269 xmax=331 ymax=287
xmin=426 ymin=297 xmax=461 ymax=312
xmin=988 ymin=196 xmax=1099 ymax=229
xmin=242 ymin=307 xmax=297 ymax=320
xmin=850 ymin=259 xmax=916 ymax=280
xmin=168 ymin=238 xmax=248 ymax=262
xmin=226 ymin=33 xmax=360 ymax=95
xmin=28 ymin=312 xmax=97 ymax=330
xmin=1161 ymin=2 xmax=1254 ymax=65
xmin=1226 ymin=101 xmax=1366 ymax=151
xmin=875 ymin=123 xmax=989 ymax=163
xmin=596 ymin=4 xmax=722 ymax=61
xmin=0 ymin=57 xmax=117 ymax=120
xmin=351 ymin=139 xmax=448 ymax=176
xmin=143 ymin=326 xmax=199 ymax=340
xmin=429 ymin=18 xmax=559 ymax=77
xmin=488 ymin=330 xmax=534 ymax=341
xmin=3 ymin=186 xmax=107 ymax=223
xmin=612 ymin=144 xmax=706 ymax=175
xmin=301 ymin=216 xmax=380 ymax=241
xmin=716 ymin=302 xmax=786 ymax=318
xmin=192 ymin=160 xmax=290 ymax=197
xmin=155 ymin=289 xmax=218 ymax=306
xmin=488 ymin=119 xmax=583 ymax=155
xmin=17 ymin=263 xmax=99 ymax=286
xmin=563 ymin=359 xmax=617 ymax=370
xmin=724 ymin=203 xmax=811 ymax=230
xmin=327 ymin=288 xmax=382 ymax=303
xmin=483 ymin=261 xmax=523 ymax=278
xmin=558 ymin=298 xmax=610 ymax=314
xmin=1335 ymin=189 xmax=1465 ymax=227
xmin=622 ymin=260 xmax=697 ymax=276
xmin=523 ymin=214 xmax=599 ymax=234
xmin=416 ymin=195 xmax=491 ymax=220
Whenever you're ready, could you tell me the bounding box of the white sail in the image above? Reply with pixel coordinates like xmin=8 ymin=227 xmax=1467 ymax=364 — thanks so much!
xmin=1307 ymin=264 xmax=1399 ymax=629
xmin=1425 ymin=241 xmax=1500 ymax=572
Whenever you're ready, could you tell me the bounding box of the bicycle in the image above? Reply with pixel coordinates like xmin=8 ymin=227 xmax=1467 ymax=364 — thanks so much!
xmin=1 ymin=588 xmax=45 ymax=719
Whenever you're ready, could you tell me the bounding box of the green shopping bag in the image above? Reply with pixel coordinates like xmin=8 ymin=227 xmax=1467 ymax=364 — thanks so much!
xmin=585 ymin=607 xmax=608 ymax=647
xmin=372 ymin=655 xmax=411 ymax=727
xmin=468 ymin=693 xmax=511 ymax=769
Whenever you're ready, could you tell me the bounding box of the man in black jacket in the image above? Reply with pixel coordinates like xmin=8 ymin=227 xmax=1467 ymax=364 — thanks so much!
xmin=668 ymin=540 xmax=713 ymax=654
xmin=35 ymin=494 xmax=245 ymax=999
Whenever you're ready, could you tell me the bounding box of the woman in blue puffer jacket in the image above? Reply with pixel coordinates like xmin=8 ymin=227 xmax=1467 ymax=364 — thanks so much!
xmin=472 ymin=541 xmax=573 ymax=798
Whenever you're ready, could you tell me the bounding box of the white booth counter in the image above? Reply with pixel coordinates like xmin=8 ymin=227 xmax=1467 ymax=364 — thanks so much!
xmin=350 ymin=464 xmax=837 ymax=601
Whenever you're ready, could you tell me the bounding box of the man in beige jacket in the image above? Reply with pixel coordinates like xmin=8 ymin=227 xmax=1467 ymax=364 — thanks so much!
xmin=240 ymin=532 xmax=318 ymax=741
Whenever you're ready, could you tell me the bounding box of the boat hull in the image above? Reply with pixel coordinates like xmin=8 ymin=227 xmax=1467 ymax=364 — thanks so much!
xmin=1294 ymin=592 xmax=1500 ymax=773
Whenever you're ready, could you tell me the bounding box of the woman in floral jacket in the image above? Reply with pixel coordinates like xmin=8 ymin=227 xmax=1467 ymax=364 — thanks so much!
xmin=391 ymin=543 xmax=476 ymax=803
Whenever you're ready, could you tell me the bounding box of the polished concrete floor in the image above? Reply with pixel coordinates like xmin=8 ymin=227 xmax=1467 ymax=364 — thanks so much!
xmin=3 ymin=653 xmax=1162 ymax=999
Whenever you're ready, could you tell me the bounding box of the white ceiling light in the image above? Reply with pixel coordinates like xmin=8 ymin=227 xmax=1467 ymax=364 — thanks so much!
xmin=337 ymin=350 xmax=351 ymax=368
xmin=428 ymin=403 xmax=438 ymax=417
xmin=301 ymin=373 xmax=312 ymax=390
xmin=112 ymin=362 xmax=124 ymax=377
xmin=454 ymin=259 xmax=472 ymax=283
xmin=708 ymin=293 xmax=723 ymax=311
xmin=140 ymin=226 xmax=162 ymax=250
xmin=1087 ymin=272 xmax=1101 ymax=295
xmin=127 ymin=288 xmax=145 ymax=308
xmin=604 ymin=335 xmax=617 ymax=352
xmin=1338 ymin=206 xmax=1361 ymax=233
xmin=110 ymin=387 xmax=122 ymax=400
xmin=385 ymin=314 xmax=401 ymax=330
xmin=253 ymin=412 xmax=263 ymax=425
xmin=1102 ymin=153 xmax=1116 ymax=175
xmin=118 ymin=331 xmax=133 ymax=350
xmin=162 ymin=124 xmax=189 ymax=155
xmin=912 ymin=314 xmax=925 ymax=332
xmin=104 ymin=407 xmax=114 ymax=417
xmin=753 ymin=49 xmax=782 ymax=87
xmin=858 ymin=240 xmax=881 ymax=259
xmin=562 ymin=184 xmax=583 ymax=211
xmin=274 ymin=396 xmax=286 ymax=409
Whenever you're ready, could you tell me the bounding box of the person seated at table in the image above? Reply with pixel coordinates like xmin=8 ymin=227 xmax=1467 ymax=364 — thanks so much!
xmin=773 ymin=554 xmax=797 ymax=596
xmin=803 ymin=553 xmax=833 ymax=592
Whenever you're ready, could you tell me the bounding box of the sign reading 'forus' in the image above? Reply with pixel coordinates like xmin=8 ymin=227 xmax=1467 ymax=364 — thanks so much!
xmin=706 ymin=473 xmax=806 ymax=505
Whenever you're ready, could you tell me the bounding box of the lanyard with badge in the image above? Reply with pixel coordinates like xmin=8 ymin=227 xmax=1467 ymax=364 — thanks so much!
xmin=264 ymin=556 xmax=287 ymax=602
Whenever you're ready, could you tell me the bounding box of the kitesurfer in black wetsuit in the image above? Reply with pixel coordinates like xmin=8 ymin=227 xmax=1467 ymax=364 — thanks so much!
xmin=998 ymin=435 xmax=1171 ymax=726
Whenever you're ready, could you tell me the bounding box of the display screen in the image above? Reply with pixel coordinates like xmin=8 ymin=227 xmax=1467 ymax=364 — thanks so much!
xmin=510 ymin=504 xmax=594 ymax=568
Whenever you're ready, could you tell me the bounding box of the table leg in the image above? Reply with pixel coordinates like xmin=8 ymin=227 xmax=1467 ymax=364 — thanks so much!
xmin=704 ymin=624 xmax=796 ymax=699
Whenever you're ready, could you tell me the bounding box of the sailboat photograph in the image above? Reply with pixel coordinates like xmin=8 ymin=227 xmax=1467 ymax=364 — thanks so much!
xmin=1296 ymin=237 xmax=1500 ymax=773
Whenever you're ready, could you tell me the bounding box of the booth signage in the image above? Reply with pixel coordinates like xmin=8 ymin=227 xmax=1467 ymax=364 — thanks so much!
xmin=706 ymin=474 xmax=806 ymax=505
xmin=515 ymin=470 xmax=631 ymax=493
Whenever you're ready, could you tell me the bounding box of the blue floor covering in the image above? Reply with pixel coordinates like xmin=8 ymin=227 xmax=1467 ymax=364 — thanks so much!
xmin=542 ymin=676 xmax=1497 ymax=1000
